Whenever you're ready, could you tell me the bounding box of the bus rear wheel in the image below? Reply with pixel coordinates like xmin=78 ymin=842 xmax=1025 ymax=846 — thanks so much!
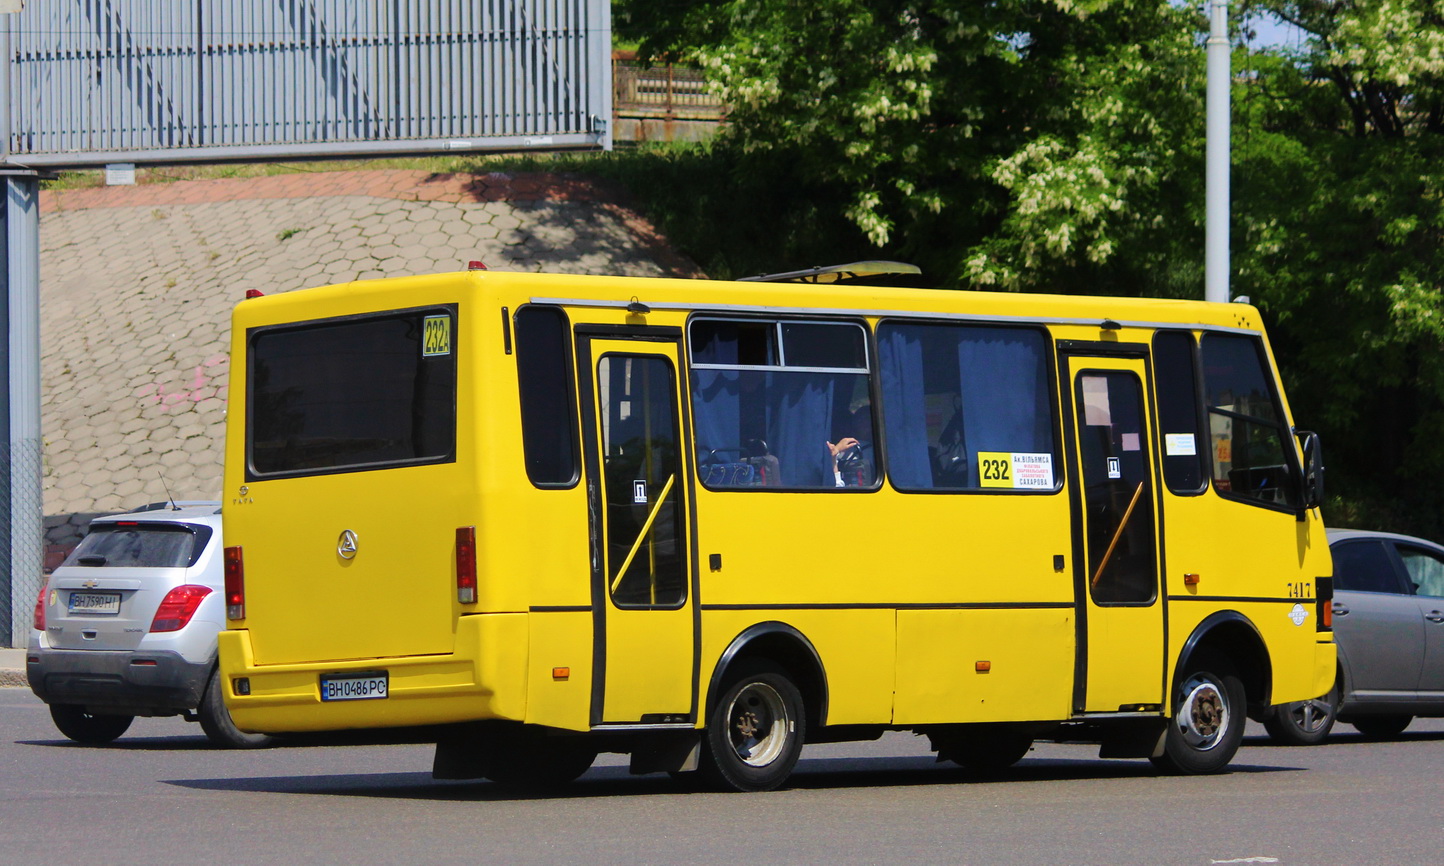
xmin=700 ymin=661 xmax=806 ymax=792
xmin=1150 ymin=653 xmax=1246 ymax=775
xmin=483 ymin=731 xmax=597 ymax=791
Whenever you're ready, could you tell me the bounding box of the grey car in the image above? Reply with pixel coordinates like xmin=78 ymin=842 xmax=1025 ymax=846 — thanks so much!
xmin=26 ymin=501 xmax=270 ymax=748
xmin=1264 ymin=528 xmax=1444 ymax=744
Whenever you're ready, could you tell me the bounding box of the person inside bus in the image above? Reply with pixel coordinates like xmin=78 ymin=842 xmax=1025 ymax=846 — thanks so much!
xmin=826 ymin=403 xmax=875 ymax=487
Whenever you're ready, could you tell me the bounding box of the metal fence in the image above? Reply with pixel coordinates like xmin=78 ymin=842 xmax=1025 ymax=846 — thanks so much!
xmin=0 ymin=0 xmax=612 ymax=167
xmin=612 ymin=51 xmax=723 ymax=120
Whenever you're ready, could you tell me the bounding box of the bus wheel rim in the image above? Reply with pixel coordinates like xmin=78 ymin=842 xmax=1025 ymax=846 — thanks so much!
xmin=1176 ymin=674 xmax=1228 ymax=750
xmin=726 ymin=681 xmax=789 ymax=767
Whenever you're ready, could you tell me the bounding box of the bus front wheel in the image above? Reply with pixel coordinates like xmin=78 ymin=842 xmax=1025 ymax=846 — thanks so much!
xmin=700 ymin=661 xmax=806 ymax=792
xmin=1150 ymin=652 xmax=1246 ymax=775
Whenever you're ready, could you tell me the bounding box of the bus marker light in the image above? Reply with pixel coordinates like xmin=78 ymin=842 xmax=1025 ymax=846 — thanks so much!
xmin=1184 ymin=573 xmax=1200 ymax=585
xmin=975 ymin=661 xmax=991 ymax=673
xmin=468 ymin=260 xmax=487 ymax=270
xmin=552 ymin=667 xmax=570 ymax=680
xmin=246 ymin=289 xmax=265 ymax=298
xmin=456 ymin=526 xmax=478 ymax=604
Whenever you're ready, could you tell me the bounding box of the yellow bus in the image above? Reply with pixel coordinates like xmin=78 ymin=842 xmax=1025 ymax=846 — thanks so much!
xmin=217 ymin=263 xmax=1334 ymax=791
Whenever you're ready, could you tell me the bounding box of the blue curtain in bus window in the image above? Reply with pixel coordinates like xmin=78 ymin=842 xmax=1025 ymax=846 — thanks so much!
xmin=692 ymin=368 xmax=741 ymax=466
xmin=957 ymin=330 xmax=1052 ymax=487
xmin=878 ymin=328 xmax=933 ymax=488
xmin=766 ymin=371 xmax=836 ymax=487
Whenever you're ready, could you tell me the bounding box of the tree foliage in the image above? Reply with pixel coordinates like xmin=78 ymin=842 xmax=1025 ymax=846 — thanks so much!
xmin=616 ymin=0 xmax=1444 ymax=534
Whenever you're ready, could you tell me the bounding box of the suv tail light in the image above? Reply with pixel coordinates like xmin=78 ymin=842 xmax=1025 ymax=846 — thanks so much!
xmin=150 ymin=585 xmax=212 ymax=632
xmin=224 ymin=546 xmax=245 ymax=620
xmin=456 ymin=526 xmax=477 ymax=604
xmin=33 ymin=582 xmax=48 ymax=631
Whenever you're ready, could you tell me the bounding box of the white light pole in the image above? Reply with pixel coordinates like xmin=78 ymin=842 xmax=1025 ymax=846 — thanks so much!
xmin=1205 ymin=0 xmax=1230 ymax=303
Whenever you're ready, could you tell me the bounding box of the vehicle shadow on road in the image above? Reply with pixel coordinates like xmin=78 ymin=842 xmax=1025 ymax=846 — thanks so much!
xmin=162 ymin=754 xmax=1304 ymax=802
xmin=1242 ymin=729 xmax=1444 ymax=748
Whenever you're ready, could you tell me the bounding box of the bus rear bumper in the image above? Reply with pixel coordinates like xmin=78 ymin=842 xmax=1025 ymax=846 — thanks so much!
xmin=216 ymin=613 xmax=528 ymax=734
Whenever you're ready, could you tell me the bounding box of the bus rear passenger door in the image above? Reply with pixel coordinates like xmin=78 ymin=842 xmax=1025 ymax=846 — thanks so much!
xmin=577 ymin=334 xmax=696 ymax=727
xmin=1061 ymin=351 xmax=1166 ymax=713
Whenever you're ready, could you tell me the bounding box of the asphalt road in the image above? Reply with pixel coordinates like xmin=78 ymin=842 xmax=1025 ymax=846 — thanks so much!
xmin=2 ymin=686 xmax=1438 ymax=865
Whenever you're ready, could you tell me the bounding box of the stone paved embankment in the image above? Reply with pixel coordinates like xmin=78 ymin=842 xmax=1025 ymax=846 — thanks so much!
xmin=38 ymin=168 xmax=700 ymax=557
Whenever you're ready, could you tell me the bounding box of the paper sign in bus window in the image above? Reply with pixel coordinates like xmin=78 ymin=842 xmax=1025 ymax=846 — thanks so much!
xmin=422 ymin=314 xmax=451 ymax=357
xmin=1165 ymin=433 xmax=1197 ymax=456
xmin=978 ymin=452 xmax=1054 ymax=489
xmin=1081 ymin=375 xmax=1111 ymax=426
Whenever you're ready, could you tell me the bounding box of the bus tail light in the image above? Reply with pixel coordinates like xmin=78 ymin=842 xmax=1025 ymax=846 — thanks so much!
xmin=151 ymin=585 xmax=212 ymax=632
xmin=1317 ymin=576 xmax=1333 ymax=632
xmin=33 ymin=582 xmax=47 ymax=631
xmin=456 ymin=526 xmax=477 ymax=604
xmin=224 ymin=546 xmax=245 ymax=620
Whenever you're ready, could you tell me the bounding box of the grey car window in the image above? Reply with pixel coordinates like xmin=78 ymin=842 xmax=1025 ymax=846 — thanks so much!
xmin=1397 ymin=545 xmax=1444 ymax=598
xmin=1331 ymin=540 xmax=1408 ymax=594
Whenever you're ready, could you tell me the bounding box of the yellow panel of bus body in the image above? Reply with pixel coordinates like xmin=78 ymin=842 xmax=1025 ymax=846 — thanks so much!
xmin=525 ymin=611 xmax=593 ymax=731
xmin=700 ymin=610 xmax=895 ymax=726
xmin=894 ymin=609 xmax=1074 ymax=723
xmin=219 ymin=613 xmax=527 ymax=733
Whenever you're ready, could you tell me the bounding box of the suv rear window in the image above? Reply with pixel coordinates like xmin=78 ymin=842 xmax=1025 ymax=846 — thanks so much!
xmin=63 ymin=524 xmax=209 ymax=569
xmin=247 ymin=307 xmax=458 ymax=478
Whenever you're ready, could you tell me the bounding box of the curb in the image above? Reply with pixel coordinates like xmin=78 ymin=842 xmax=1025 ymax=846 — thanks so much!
xmin=0 ymin=670 xmax=29 ymax=688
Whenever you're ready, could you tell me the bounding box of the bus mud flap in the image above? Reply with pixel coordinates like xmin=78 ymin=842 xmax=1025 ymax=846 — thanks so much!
xmin=1098 ymin=718 xmax=1168 ymax=759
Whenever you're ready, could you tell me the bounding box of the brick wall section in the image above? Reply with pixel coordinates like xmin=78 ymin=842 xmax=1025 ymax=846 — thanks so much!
xmin=39 ymin=169 xmax=702 ymax=555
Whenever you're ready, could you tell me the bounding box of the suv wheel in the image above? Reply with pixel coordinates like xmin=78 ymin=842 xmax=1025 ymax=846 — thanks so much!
xmin=50 ymin=704 xmax=133 ymax=745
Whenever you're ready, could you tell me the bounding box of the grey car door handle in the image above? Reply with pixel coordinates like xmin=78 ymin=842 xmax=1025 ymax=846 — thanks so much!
xmin=1333 ymin=603 xmax=1349 ymax=616
xmin=1426 ymin=610 xmax=1444 ymax=624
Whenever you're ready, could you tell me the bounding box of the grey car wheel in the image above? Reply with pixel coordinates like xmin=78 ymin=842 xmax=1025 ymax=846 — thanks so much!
xmin=1263 ymin=680 xmax=1340 ymax=746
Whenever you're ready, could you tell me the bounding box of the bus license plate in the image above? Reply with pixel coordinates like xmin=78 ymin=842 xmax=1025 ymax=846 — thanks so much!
xmin=67 ymin=591 xmax=121 ymax=615
xmin=319 ymin=673 xmax=389 ymax=702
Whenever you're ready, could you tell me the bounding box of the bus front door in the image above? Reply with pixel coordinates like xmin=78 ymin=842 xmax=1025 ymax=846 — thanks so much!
xmin=1061 ymin=351 xmax=1166 ymax=713
xmin=578 ymin=335 xmax=697 ymax=726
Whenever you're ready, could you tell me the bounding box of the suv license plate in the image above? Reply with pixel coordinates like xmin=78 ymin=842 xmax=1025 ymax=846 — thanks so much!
xmin=319 ymin=673 xmax=389 ymax=702
xmin=67 ymin=591 xmax=121 ymax=615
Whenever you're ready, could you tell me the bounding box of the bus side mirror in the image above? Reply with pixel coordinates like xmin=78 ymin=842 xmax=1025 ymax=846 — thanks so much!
xmin=1297 ymin=430 xmax=1324 ymax=512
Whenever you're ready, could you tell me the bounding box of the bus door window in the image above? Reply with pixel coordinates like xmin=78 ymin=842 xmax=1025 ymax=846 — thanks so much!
xmin=1076 ymin=371 xmax=1157 ymax=604
xmin=597 ymin=355 xmax=686 ymax=607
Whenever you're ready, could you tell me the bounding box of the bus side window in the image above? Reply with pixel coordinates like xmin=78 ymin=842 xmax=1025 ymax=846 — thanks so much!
xmin=515 ymin=305 xmax=580 ymax=487
xmin=1200 ymin=333 xmax=1298 ymax=507
xmin=1152 ymin=331 xmax=1206 ymax=494
xmin=690 ymin=318 xmax=873 ymax=490
xmin=877 ymin=322 xmax=1056 ymax=492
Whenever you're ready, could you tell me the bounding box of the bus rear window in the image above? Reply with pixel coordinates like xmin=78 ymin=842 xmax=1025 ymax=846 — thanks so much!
xmin=63 ymin=525 xmax=204 ymax=569
xmin=247 ymin=308 xmax=457 ymax=478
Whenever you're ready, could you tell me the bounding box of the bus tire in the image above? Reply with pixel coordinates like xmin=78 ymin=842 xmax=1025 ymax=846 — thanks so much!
xmin=1262 ymin=680 xmax=1339 ymax=746
xmin=50 ymin=704 xmax=133 ymax=745
xmin=700 ymin=661 xmax=806 ymax=792
xmin=198 ymin=667 xmax=274 ymax=749
xmin=1350 ymin=714 xmax=1412 ymax=738
xmin=1150 ymin=652 xmax=1246 ymax=775
xmin=483 ymin=729 xmax=596 ymax=790
xmin=940 ymin=727 xmax=1033 ymax=773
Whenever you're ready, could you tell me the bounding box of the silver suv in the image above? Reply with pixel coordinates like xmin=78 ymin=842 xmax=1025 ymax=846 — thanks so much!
xmin=27 ymin=502 xmax=269 ymax=748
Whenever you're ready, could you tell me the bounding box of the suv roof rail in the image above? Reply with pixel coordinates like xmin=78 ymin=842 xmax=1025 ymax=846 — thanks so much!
xmin=738 ymin=260 xmax=922 ymax=285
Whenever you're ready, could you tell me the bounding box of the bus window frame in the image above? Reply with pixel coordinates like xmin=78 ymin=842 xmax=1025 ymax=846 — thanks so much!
xmin=874 ymin=316 xmax=1065 ymax=497
xmin=685 ymin=313 xmax=882 ymax=494
xmin=243 ymin=304 xmax=459 ymax=482
xmin=514 ymin=303 xmax=582 ymax=490
xmin=1198 ymin=331 xmax=1304 ymax=516
xmin=1150 ymin=329 xmax=1210 ymax=498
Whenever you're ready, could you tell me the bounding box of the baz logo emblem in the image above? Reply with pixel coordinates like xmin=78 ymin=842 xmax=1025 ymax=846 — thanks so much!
xmin=337 ymin=529 xmax=359 ymax=560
